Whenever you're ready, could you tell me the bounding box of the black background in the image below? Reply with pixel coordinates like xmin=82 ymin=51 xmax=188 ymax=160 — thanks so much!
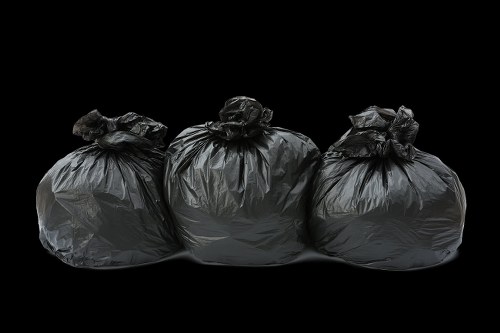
xmin=13 ymin=8 xmax=487 ymax=313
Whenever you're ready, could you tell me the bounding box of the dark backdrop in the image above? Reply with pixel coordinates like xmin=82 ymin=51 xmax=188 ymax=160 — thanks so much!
xmin=16 ymin=16 xmax=483 ymax=311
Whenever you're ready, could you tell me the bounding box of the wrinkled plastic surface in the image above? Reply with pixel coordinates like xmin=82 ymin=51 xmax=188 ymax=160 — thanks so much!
xmin=309 ymin=106 xmax=466 ymax=270
xmin=164 ymin=97 xmax=321 ymax=265
xmin=37 ymin=110 xmax=179 ymax=268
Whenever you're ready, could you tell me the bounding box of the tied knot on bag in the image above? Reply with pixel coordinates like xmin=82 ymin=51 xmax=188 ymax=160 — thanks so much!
xmin=72 ymin=110 xmax=117 ymax=141
xmin=206 ymin=96 xmax=273 ymax=140
xmin=72 ymin=110 xmax=168 ymax=148
xmin=331 ymin=106 xmax=419 ymax=161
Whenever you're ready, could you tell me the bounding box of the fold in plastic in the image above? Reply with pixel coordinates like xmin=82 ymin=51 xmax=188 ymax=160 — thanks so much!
xmin=164 ymin=97 xmax=321 ymax=265
xmin=309 ymin=106 xmax=466 ymax=270
xmin=37 ymin=111 xmax=179 ymax=268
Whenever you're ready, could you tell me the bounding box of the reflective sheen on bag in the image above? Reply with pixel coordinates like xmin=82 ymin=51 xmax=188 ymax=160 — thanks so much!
xmin=37 ymin=110 xmax=179 ymax=268
xmin=164 ymin=97 xmax=321 ymax=265
xmin=309 ymin=106 xmax=466 ymax=270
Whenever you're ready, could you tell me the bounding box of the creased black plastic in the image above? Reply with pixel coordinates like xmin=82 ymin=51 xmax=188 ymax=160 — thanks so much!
xmin=309 ymin=106 xmax=466 ymax=270
xmin=37 ymin=110 xmax=179 ymax=268
xmin=332 ymin=106 xmax=419 ymax=161
xmin=164 ymin=97 xmax=321 ymax=265
xmin=206 ymin=96 xmax=274 ymax=140
xmin=73 ymin=109 xmax=168 ymax=147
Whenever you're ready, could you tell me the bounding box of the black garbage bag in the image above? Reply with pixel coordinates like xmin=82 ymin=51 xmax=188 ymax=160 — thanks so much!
xmin=164 ymin=96 xmax=320 ymax=265
xmin=309 ymin=106 xmax=466 ymax=270
xmin=37 ymin=110 xmax=179 ymax=268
